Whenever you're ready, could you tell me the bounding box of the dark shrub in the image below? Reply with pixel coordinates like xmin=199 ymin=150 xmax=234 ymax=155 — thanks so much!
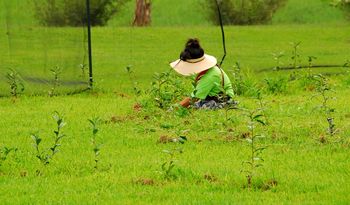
xmin=206 ymin=0 xmax=287 ymax=25
xmin=34 ymin=0 xmax=129 ymax=26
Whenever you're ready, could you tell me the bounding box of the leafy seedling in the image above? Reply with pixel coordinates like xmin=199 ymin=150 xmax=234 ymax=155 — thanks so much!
xmin=6 ymin=68 xmax=24 ymax=98
xmin=272 ymin=51 xmax=285 ymax=70
xmin=289 ymin=41 xmax=302 ymax=80
xmin=126 ymin=65 xmax=142 ymax=102
xmin=31 ymin=111 xmax=66 ymax=165
xmin=160 ymin=136 xmax=187 ymax=180
xmin=151 ymin=70 xmax=188 ymax=109
xmin=88 ymin=117 xmax=103 ymax=170
xmin=79 ymin=63 xmax=87 ymax=78
xmin=0 ymin=146 xmax=17 ymax=167
xmin=240 ymin=107 xmax=267 ymax=190
xmin=48 ymin=65 xmax=62 ymax=97
xmin=312 ymin=74 xmax=337 ymax=137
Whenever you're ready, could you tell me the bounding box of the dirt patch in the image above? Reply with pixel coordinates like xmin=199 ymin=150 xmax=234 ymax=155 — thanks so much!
xmin=134 ymin=178 xmax=155 ymax=186
xmin=133 ymin=103 xmax=142 ymax=112
xmin=319 ymin=135 xmax=327 ymax=144
xmin=20 ymin=170 xmax=28 ymax=177
xmin=262 ymin=179 xmax=278 ymax=191
xmin=114 ymin=92 xmax=130 ymax=98
xmin=106 ymin=115 xmax=134 ymax=124
xmin=204 ymin=173 xmax=218 ymax=183
xmin=240 ymin=132 xmax=251 ymax=139
xmin=158 ymin=135 xmax=175 ymax=144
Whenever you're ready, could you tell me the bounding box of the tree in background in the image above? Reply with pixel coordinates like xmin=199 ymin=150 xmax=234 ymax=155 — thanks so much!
xmin=206 ymin=0 xmax=287 ymax=25
xmin=34 ymin=0 xmax=129 ymax=26
xmin=133 ymin=0 xmax=151 ymax=26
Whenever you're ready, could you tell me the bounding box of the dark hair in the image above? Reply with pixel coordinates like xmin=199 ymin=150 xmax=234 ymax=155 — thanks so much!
xmin=180 ymin=38 xmax=205 ymax=61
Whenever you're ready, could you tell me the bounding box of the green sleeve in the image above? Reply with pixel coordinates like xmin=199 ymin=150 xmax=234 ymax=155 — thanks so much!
xmin=192 ymin=73 xmax=219 ymax=100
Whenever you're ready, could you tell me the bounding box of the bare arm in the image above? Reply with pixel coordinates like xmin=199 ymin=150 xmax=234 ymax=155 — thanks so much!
xmin=179 ymin=97 xmax=191 ymax=108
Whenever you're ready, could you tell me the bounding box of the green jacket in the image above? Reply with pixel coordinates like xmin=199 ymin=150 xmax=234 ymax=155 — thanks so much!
xmin=191 ymin=66 xmax=234 ymax=100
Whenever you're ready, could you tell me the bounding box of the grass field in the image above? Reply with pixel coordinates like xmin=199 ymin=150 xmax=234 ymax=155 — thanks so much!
xmin=1 ymin=24 xmax=350 ymax=203
xmin=1 ymin=1 xmax=350 ymax=204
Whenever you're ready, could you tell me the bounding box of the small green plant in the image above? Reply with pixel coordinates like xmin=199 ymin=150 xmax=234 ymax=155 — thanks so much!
xmin=289 ymin=41 xmax=302 ymax=80
xmin=264 ymin=77 xmax=288 ymax=94
xmin=6 ymin=69 xmax=25 ymax=98
xmin=160 ymin=136 xmax=187 ymax=180
xmin=151 ymin=70 xmax=188 ymax=109
xmin=0 ymin=146 xmax=17 ymax=167
xmin=254 ymin=89 xmax=269 ymax=125
xmin=272 ymin=51 xmax=285 ymax=70
xmin=31 ymin=111 xmax=66 ymax=165
xmin=88 ymin=117 xmax=103 ymax=170
xmin=126 ymin=65 xmax=142 ymax=101
xmin=290 ymin=41 xmax=301 ymax=69
xmin=230 ymin=62 xmax=257 ymax=96
xmin=312 ymin=74 xmax=336 ymax=137
xmin=49 ymin=65 xmax=62 ymax=97
xmin=79 ymin=63 xmax=88 ymax=78
xmin=241 ymin=107 xmax=267 ymax=190
xmin=299 ymin=56 xmax=317 ymax=90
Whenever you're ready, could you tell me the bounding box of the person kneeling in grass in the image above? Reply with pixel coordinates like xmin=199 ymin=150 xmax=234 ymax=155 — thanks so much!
xmin=170 ymin=38 xmax=236 ymax=109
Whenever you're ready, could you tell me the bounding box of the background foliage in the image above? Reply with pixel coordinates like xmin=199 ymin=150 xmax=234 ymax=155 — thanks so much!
xmin=205 ymin=0 xmax=287 ymax=25
xmin=34 ymin=0 xmax=130 ymax=26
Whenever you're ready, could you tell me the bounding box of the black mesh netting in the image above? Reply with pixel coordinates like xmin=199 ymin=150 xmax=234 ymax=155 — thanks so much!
xmin=0 ymin=0 xmax=90 ymax=97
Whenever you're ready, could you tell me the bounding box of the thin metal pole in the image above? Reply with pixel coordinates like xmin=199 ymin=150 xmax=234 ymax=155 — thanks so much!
xmin=215 ymin=0 xmax=226 ymax=67
xmin=86 ymin=0 xmax=93 ymax=88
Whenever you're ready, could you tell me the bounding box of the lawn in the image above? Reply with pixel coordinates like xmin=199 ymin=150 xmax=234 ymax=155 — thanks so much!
xmin=1 ymin=24 xmax=350 ymax=204
xmin=1 ymin=1 xmax=350 ymax=204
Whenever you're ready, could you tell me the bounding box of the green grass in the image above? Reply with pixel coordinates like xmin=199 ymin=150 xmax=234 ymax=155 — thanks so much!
xmin=272 ymin=0 xmax=348 ymax=24
xmin=1 ymin=23 xmax=350 ymax=203
xmin=1 ymin=1 xmax=350 ymax=204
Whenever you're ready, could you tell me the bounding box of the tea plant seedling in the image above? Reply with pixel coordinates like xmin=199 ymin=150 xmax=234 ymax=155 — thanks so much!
xmin=290 ymin=41 xmax=301 ymax=69
xmin=88 ymin=117 xmax=103 ymax=170
xmin=254 ymin=89 xmax=269 ymax=125
xmin=151 ymin=70 xmax=188 ymax=109
xmin=79 ymin=63 xmax=87 ymax=78
xmin=126 ymin=65 xmax=142 ymax=100
xmin=160 ymin=136 xmax=187 ymax=180
xmin=0 ymin=146 xmax=17 ymax=167
xmin=6 ymin=68 xmax=24 ymax=98
xmin=31 ymin=111 xmax=66 ymax=165
xmin=48 ymin=65 xmax=62 ymax=97
xmin=312 ymin=74 xmax=337 ymax=137
xmin=240 ymin=107 xmax=267 ymax=190
xmin=289 ymin=41 xmax=302 ymax=80
xmin=300 ymin=56 xmax=318 ymax=90
xmin=264 ymin=77 xmax=287 ymax=94
xmin=272 ymin=51 xmax=285 ymax=71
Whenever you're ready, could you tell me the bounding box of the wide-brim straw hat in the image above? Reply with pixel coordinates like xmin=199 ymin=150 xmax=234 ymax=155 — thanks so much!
xmin=170 ymin=54 xmax=217 ymax=76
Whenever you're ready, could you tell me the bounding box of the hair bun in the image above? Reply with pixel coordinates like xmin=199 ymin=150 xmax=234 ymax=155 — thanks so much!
xmin=186 ymin=38 xmax=200 ymax=49
xmin=180 ymin=38 xmax=204 ymax=60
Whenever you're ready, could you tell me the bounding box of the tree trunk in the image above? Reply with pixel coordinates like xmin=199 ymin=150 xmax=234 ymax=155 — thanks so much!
xmin=133 ymin=0 xmax=151 ymax=26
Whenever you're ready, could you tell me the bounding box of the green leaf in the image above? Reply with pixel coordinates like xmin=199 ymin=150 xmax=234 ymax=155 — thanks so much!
xmin=254 ymin=147 xmax=266 ymax=154
xmin=256 ymin=119 xmax=266 ymax=125
xmin=253 ymin=114 xmax=263 ymax=120
xmin=246 ymin=138 xmax=253 ymax=144
xmin=242 ymin=161 xmax=252 ymax=165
